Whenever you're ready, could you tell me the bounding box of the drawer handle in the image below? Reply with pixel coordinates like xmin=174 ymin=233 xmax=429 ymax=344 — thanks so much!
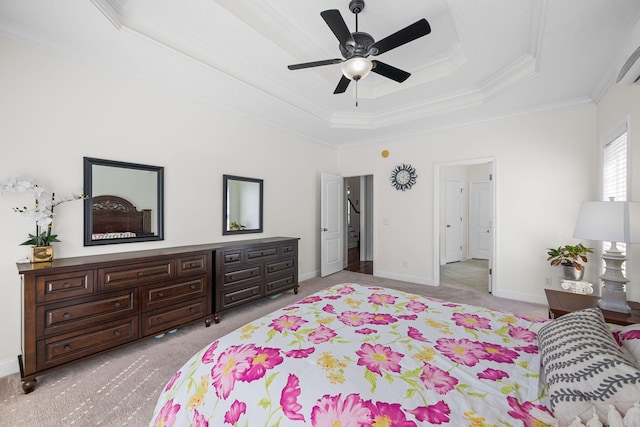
xmin=229 ymin=275 xmax=234 ymax=281
xmin=63 ymin=345 xmax=71 ymax=351
xmin=158 ymin=317 xmax=164 ymax=323
xmin=63 ymin=313 xmax=71 ymax=319
xmin=260 ymin=251 xmax=264 ymax=256
xmin=190 ymin=262 xmax=197 ymax=267
xmin=268 ymin=267 xmax=273 ymax=272
xmin=190 ymin=284 xmax=196 ymax=289
xmin=252 ymin=290 xmax=257 ymax=295
xmin=114 ymin=330 xmax=121 ymax=336
xmin=229 ymin=296 xmax=235 ymax=301
xmin=190 ymin=307 xmax=195 ymax=313
xmin=63 ymin=282 xmax=71 ymax=289
xmin=137 ymin=272 xmax=144 ymax=276
xmin=158 ymin=292 xmax=164 ymax=297
xmin=114 ymin=302 xmax=121 ymax=308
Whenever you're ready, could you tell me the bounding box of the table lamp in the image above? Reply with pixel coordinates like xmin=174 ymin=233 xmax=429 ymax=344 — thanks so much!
xmin=573 ymin=198 xmax=640 ymax=313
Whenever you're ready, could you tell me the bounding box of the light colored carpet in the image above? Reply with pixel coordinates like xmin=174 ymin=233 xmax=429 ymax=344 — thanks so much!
xmin=0 ymin=271 xmax=548 ymax=426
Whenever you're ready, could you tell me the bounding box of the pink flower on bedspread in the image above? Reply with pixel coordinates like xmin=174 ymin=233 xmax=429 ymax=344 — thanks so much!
xmin=211 ymin=344 xmax=256 ymax=399
xmin=356 ymin=343 xmax=404 ymax=376
xmin=243 ymin=347 xmax=283 ymax=381
xmin=477 ymin=368 xmax=509 ymax=381
xmin=153 ymin=398 xmax=181 ymax=427
xmin=407 ymin=401 xmax=451 ymax=424
xmin=281 ymin=374 xmax=305 ymax=422
xmin=506 ymin=396 xmax=553 ymax=427
xmin=337 ymin=285 xmax=356 ymax=294
xmin=406 ymin=300 xmax=428 ymax=313
xmin=322 ymin=303 xmax=336 ymax=314
xmin=285 ymin=347 xmax=315 ymax=358
xmin=193 ymin=409 xmax=208 ymax=427
xmin=299 ymin=295 xmax=322 ymax=304
xmin=308 ymin=325 xmax=337 ymax=344
xmin=419 ymin=363 xmax=458 ymax=394
xmin=355 ymin=327 xmax=377 ymax=335
xmin=435 ymin=338 xmax=486 ymax=366
xmin=201 ymin=341 xmax=219 ymax=364
xmin=370 ymin=313 xmax=398 ymax=325
xmin=269 ymin=315 xmax=307 ymax=332
xmin=622 ymin=329 xmax=640 ymax=340
xmin=368 ymin=293 xmax=398 ymax=305
xmin=508 ymin=325 xmax=537 ymax=342
xmin=407 ymin=326 xmax=429 ymax=342
xmin=311 ymin=393 xmax=371 ymax=427
xmin=363 ymin=401 xmax=417 ymax=427
xmin=338 ymin=311 xmax=374 ymax=326
xmin=515 ymin=344 xmax=538 ymax=354
xmin=398 ymin=314 xmax=418 ymax=320
xmin=452 ymin=313 xmax=492 ymax=330
xmin=164 ymin=371 xmax=181 ymax=392
xmin=479 ymin=342 xmax=519 ymax=364
xmin=224 ymin=400 xmax=246 ymax=425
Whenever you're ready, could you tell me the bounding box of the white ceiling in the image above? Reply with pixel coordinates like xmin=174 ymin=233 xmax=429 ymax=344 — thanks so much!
xmin=1 ymin=0 xmax=640 ymax=148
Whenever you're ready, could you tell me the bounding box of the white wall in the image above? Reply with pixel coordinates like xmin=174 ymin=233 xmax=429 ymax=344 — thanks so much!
xmin=338 ymin=106 xmax=598 ymax=301
xmin=0 ymin=37 xmax=336 ymax=376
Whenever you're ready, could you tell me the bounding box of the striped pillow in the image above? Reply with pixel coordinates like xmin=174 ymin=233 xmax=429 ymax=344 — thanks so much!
xmin=537 ymin=307 xmax=640 ymax=424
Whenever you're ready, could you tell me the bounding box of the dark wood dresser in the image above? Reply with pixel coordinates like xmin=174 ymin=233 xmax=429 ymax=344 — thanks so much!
xmin=17 ymin=237 xmax=299 ymax=393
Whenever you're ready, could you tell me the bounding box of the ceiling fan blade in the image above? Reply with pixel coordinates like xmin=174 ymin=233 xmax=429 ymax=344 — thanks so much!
xmin=321 ymin=9 xmax=355 ymax=47
xmin=288 ymin=59 xmax=343 ymax=70
xmin=334 ymin=75 xmax=351 ymax=94
xmin=370 ymin=19 xmax=431 ymax=56
xmin=371 ymin=60 xmax=410 ymax=82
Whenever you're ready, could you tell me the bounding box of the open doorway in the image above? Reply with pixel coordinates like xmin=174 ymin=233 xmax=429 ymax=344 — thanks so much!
xmin=434 ymin=159 xmax=495 ymax=293
xmin=344 ymin=175 xmax=373 ymax=275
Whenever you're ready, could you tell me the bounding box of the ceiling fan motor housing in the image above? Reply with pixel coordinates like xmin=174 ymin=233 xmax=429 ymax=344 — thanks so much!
xmin=339 ymin=31 xmax=375 ymax=59
xmin=349 ymin=0 xmax=365 ymax=15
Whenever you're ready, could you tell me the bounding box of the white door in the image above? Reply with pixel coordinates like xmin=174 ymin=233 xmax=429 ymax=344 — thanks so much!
xmin=445 ymin=180 xmax=463 ymax=263
xmin=469 ymin=180 xmax=492 ymax=260
xmin=321 ymin=172 xmax=344 ymax=277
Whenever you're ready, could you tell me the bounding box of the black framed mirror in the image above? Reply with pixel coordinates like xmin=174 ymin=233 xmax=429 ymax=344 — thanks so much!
xmin=223 ymin=175 xmax=263 ymax=235
xmin=84 ymin=157 xmax=164 ymax=246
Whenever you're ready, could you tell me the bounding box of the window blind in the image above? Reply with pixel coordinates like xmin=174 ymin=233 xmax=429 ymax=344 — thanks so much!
xmin=602 ymin=128 xmax=628 ymax=258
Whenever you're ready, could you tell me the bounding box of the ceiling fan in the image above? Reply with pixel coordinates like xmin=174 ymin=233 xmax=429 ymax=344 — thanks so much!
xmin=287 ymin=0 xmax=431 ymax=99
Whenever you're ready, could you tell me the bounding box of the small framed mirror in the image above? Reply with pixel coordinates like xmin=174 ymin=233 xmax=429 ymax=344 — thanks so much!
xmin=84 ymin=157 xmax=164 ymax=246
xmin=223 ymin=175 xmax=263 ymax=235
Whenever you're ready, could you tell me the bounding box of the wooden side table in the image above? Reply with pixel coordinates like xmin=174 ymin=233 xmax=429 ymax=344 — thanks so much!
xmin=545 ymin=288 xmax=640 ymax=326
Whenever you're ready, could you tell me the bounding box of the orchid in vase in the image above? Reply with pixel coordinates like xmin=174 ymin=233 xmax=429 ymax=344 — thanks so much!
xmin=0 ymin=176 xmax=85 ymax=251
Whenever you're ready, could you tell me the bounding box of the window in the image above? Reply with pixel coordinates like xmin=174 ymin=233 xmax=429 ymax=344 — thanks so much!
xmin=602 ymin=124 xmax=628 ymax=257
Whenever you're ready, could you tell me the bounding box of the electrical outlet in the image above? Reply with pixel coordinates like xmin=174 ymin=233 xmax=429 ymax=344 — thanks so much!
xmin=545 ymin=277 xmax=552 ymax=287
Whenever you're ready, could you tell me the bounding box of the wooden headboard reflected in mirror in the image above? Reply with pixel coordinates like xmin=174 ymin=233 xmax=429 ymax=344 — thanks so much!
xmin=83 ymin=157 xmax=164 ymax=246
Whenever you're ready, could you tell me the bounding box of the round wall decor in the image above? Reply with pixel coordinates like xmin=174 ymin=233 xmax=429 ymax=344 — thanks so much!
xmin=390 ymin=163 xmax=417 ymax=191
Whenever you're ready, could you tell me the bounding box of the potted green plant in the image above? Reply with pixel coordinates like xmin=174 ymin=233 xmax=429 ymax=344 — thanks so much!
xmin=546 ymin=243 xmax=593 ymax=281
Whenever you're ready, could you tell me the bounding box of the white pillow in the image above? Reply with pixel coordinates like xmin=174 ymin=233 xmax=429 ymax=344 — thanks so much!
xmin=617 ymin=323 xmax=640 ymax=366
xmin=537 ymin=308 xmax=640 ymax=424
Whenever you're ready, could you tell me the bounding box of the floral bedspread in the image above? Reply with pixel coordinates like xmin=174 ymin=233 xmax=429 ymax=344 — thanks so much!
xmin=149 ymin=284 xmax=553 ymax=426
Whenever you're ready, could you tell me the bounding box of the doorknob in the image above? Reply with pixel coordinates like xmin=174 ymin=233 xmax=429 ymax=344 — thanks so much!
xmin=320 ymin=228 xmax=328 ymax=232
xmin=446 ymin=225 xmax=451 ymax=228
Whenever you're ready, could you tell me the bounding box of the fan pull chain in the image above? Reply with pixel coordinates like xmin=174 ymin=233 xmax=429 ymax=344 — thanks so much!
xmin=355 ymin=79 xmax=359 ymax=107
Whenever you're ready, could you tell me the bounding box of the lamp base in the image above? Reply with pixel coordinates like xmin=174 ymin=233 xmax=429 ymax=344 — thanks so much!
xmin=598 ymin=280 xmax=631 ymax=313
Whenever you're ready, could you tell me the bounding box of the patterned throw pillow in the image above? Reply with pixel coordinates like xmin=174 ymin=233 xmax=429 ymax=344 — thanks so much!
xmin=537 ymin=307 xmax=640 ymax=424
xmin=617 ymin=324 xmax=640 ymax=366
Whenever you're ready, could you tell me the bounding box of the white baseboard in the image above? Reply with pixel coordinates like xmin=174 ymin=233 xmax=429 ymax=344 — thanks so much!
xmin=493 ymin=289 xmax=548 ymax=306
xmin=299 ymin=270 xmax=318 ymax=283
xmin=374 ymin=270 xmax=434 ymax=286
xmin=0 ymin=357 xmax=19 ymax=378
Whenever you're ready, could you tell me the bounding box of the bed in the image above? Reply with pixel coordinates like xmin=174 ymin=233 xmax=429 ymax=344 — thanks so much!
xmin=91 ymin=195 xmax=152 ymax=240
xmin=149 ymin=284 xmax=640 ymax=426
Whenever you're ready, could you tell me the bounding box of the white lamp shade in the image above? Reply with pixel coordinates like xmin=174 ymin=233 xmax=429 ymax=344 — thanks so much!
xmin=573 ymin=201 xmax=640 ymax=243
xmin=341 ymin=57 xmax=373 ymax=81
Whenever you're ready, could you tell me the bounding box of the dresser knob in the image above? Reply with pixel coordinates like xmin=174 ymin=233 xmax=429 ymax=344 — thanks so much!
xmin=63 ymin=313 xmax=71 ymax=319
xmin=158 ymin=317 xmax=164 ymax=323
xmin=190 ymin=307 xmax=195 ymax=312
xmin=229 ymin=296 xmax=235 ymax=301
xmin=190 ymin=284 xmax=196 ymax=289
xmin=114 ymin=302 xmax=121 ymax=308
xmin=63 ymin=283 xmax=71 ymax=289
xmin=190 ymin=262 xmax=197 ymax=267
xmin=63 ymin=345 xmax=71 ymax=351
xmin=114 ymin=330 xmax=121 ymax=336
xmin=158 ymin=292 xmax=164 ymax=297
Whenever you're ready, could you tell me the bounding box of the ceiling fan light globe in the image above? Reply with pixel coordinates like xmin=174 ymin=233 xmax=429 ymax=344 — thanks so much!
xmin=341 ymin=57 xmax=373 ymax=81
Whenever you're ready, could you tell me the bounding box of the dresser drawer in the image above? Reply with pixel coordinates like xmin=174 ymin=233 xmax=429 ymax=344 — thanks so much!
xmin=98 ymin=260 xmax=174 ymax=290
xmin=176 ymin=254 xmax=207 ymax=277
xmin=220 ymin=284 xmax=261 ymax=309
xmin=141 ymin=298 xmax=206 ymax=336
xmin=281 ymin=243 xmax=296 ymax=256
xmin=223 ymin=265 xmax=263 ymax=286
xmin=37 ymin=291 xmax=137 ymax=337
xmin=247 ymin=246 xmax=278 ymax=261
xmin=141 ymin=277 xmax=206 ymax=310
xmin=36 ymin=270 xmax=94 ymax=303
xmin=37 ymin=316 xmax=138 ymax=370
xmin=265 ymin=275 xmax=296 ymax=295
xmin=266 ymin=258 xmax=295 ymax=275
xmin=219 ymin=249 xmax=243 ymax=266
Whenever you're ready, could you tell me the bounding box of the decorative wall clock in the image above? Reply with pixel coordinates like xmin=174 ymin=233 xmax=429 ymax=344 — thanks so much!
xmin=390 ymin=163 xmax=417 ymax=191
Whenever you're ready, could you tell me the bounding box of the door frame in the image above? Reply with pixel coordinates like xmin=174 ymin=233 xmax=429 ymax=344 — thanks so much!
xmin=433 ymin=157 xmax=496 ymax=291
xmin=342 ymin=172 xmax=375 ymax=272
